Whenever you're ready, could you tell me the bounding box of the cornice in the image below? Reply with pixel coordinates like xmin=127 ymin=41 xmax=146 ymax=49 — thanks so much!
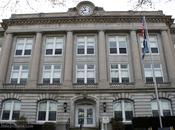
xmin=1 ymin=15 xmax=174 ymax=30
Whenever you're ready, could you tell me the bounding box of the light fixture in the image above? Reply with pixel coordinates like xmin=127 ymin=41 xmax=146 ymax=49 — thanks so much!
xmin=103 ymin=102 xmax=106 ymax=112
xmin=63 ymin=102 xmax=67 ymax=113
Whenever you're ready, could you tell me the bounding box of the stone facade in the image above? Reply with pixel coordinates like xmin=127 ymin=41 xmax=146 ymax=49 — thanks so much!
xmin=0 ymin=1 xmax=175 ymax=130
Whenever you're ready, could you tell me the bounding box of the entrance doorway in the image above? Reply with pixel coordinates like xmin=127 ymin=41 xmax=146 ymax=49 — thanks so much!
xmin=75 ymin=105 xmax=95 ymax=127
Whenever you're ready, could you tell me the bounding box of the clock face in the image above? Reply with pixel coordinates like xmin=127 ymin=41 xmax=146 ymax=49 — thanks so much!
xmin=79 ymin=5 xmax=93 ymax=16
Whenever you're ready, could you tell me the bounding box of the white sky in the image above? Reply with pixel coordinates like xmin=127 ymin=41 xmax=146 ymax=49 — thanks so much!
xmin=0 ymin=0 xmax=175 ymax=21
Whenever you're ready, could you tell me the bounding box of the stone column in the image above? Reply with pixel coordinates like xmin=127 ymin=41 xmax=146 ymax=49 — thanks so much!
xmin=161 ymin=30 xmax=175 ymax=84
xmin=29 ymin=32 xmax=42 ymax=88
xmin=0 ymin=33 xmax=13 ymax=87
xmin=98 ymin=30 xmax=108 ymax=87
xmin=64 ymin=31 xmax=73 ymax=87
xmin=130 ymin=30 xmax=144 ymax=87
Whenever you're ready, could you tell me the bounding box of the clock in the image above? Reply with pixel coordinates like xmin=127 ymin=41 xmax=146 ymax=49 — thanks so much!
xmin=79 ymin=5 xmax=93 ymax=16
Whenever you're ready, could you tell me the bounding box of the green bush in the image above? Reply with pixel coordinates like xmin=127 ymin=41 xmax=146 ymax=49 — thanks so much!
xmin=42 ymin=122 xmax=56 ymax=130
xmin=111 ymin=118 xmax=125 ymax=130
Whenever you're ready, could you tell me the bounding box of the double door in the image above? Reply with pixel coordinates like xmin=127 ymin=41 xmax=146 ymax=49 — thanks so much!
xmin=76 ymin=105 xmax=95 ymax=127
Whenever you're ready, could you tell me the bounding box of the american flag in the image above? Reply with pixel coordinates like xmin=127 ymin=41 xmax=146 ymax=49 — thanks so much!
xmin=141 ymin=16 xmax=149 ymax=59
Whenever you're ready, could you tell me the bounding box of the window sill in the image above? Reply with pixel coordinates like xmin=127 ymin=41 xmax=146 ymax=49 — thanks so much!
xmin=3 ymin=83 xmax=26 ymax=88
xmin=145 ymin=82 xmax=170 ymax=85
xmin=73 ymin=83 xmax=98 ymax=85
xmin=109 ymin=82 xmax=134 ymax=85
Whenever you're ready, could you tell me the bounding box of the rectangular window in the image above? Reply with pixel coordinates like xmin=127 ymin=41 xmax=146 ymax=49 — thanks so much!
xmin=42 ymin=64 xmax=61 ymax=84
xmin=45 ymin=37 xmax=64 ymax=56
xmin=140 ymin=35 xmax=159 ymax=54
xmin=10 ymin=65 xmax=29 ymax=84
xmin=109 ymin=36 xmax=127 ymax=54
xmin=77 ymin=36 xmax=95 ymax=55
xmin=144 ymin=64 xmax=163 ymax=83
xmin=15 ymin=38 xmax=33 ymax=56
xmin=110 ymin=64 xmax=129 ymax=83
xmin=76 ymin=64 xmax=96 ymax=84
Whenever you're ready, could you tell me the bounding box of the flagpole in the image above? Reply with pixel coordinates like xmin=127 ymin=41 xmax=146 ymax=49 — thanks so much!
xmin=143 ymin=16 xmax=163 ymax=128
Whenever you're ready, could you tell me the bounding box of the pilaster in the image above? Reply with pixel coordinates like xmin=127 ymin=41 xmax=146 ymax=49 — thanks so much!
xmin=130 ymin=30 xmax=144 ymax=87
xmin=0 ymin=33 xmax=13 ymax=88
xmin=64 ymin=31 xmax=73 ymax=88
xmin=161 ymin=30 xmax=175 ymax=85
xmin=28 ymin=32 xmax=42 ymax=88
xmin=98 ymin=30 xmax=108 ymax=88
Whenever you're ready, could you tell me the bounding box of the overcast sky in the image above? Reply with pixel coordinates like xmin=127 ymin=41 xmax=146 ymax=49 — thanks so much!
xmin=0 ymin=0 xmax=175 ymax=21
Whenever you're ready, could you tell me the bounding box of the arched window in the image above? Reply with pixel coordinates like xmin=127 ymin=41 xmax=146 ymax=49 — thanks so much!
xmin=113 ymin=100 xmax=134 ymax=122
xmin=151 ymin=99 xmax=172 ymax=116
xmin=37 ymin=100 xmax=57 ymax=122
xmin=1 ymin=100 xmax=21 ymax=121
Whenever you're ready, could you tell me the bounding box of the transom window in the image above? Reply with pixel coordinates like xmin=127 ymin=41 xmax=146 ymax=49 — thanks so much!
xmin=151 ymin=99 xmax=172 ymax=117
xmin=42 ymin=64 xmax=61 ymax=84
xmin=76 ymin=36 xmax=95 ymax=55
xmin=140 ymin=35 xmax=159 ymax=54
xmin=110 ymin=64 xmax=130 ymax=83
xmin=1 ymin=100 xmax=21 ymax=121
xmin=76 ymin=64 xmax=96 ymax=84
xmin=10 ymin=64 xmax=29 ymax=84
xmin=15 ymin=37 xmax=33 ymax=56
xmin=45 ymin=36 xmax=64 ymax=56
xmin=144 ymin=64 xmax=163 ymax=83
xmin=37 ymin=100 xmax=57 ymax=122
xmin=108 ymin=36 xmax=127 ymax=54
xmin=113 ymin=100 xmax=134 ymax=122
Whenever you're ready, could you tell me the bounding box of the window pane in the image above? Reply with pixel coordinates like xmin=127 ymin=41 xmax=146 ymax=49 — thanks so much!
xmin=24 ymin=50 xmax=31 ymax=55
xmin=112 ymin=78 xmax=119 ymax=83
xmin=121 ymin=64 xmax=127 ymax=69
xmin=111 ymin=64 xmax=118 ymax=69
xmin=110 ymin=42 xmax=117 ymax=54
xmin=119 ymin=45 xmax=127 ymax=53
xmin=53 ymin=78 xmax=60 ymax=84
xmin=151 ymin=48 xmax=158 ymax=53
xmin=114 ymin=111 xmax=122 ymax=120
xmin=43 ymin=78 xmax=50 ymax=84
xmin=16 ymin=43 xmax=23 ymax=50
xmin=46 ymin=49 xmax=53 ymax=55
xmin=11 ymin=71 xmax=19 ymax=78
xmin=49 ymin=102 xmax=57 ymax=111
xmin=20 ymin=78 xmax=27 ymax=84
xmin=163 ymin=110 xmax=171 ymax=116
xmin=14 ymin=101 xmax=21 ymax=110
xmin=113 ymin=102 xmax=121 ymax=111
xmin=146 ymin=77 xmax=154 ymax=83
xmin=87 ymin=42 xmax=95 ymax=54
xmin=15 ymin=50 xmax=23 ymax=55
xmin=87 ymin=71 xmax=95 ymax=78
xmin=87 ymin=48 xmax=94 ymax=54
xmin=152 ymin=110 xmax=159 ymax=117
xmin=39 ymin=102 xmax=47 ymax=111
xmin=87 ymin=78 xmax=95 ymax=84
xmin=38 ymin=111 xmax=46 ymax=121
xmin=2 ymin=111 xmax=10 ymax=120
xmin=77 ymin=78 xmax=84 ymax=84
xmin=49 ymin=111 xmax=56 ymax=121
xmin=156 ymin=77 xmax=163 ymax=83
xmin=12 ymin=111 xmax=20 ymax=120
xmin=122 ymin=78 xmax=129 ymax=83
xmin=11 ymin=79 xmax=18 ymax=84
xmin=55 ymin=49 xmax=62 ymax=54
xmin=77 ymin=71 xmax=84 ymax=78
xmin=125 ymin=111 xmax=133 ymax=121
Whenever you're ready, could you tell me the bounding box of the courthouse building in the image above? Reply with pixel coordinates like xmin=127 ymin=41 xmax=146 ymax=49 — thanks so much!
xmin=0 ymin=1 xmax=175 ymax=129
